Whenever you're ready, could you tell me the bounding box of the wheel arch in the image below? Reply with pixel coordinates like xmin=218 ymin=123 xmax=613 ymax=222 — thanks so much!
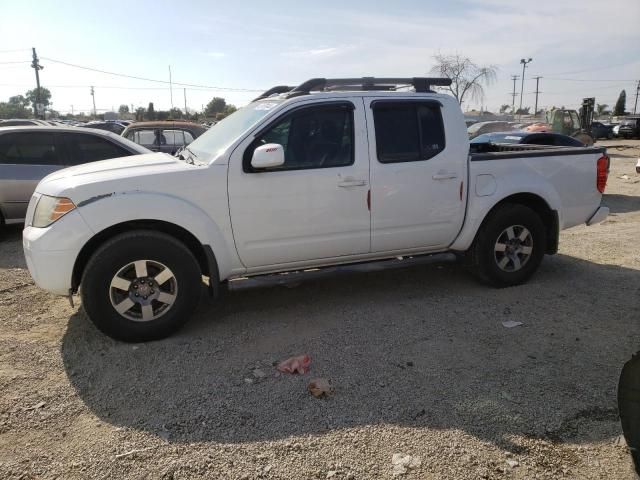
xmin=71 ymin=220 xmax=217 ymax=292
xmin=475 ymin=193 xmax=559 ymax=254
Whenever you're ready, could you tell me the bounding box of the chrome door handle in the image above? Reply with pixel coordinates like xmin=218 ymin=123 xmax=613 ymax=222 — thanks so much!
xmin=338 ymin=179 xmax=367 ymax=187
xmin=432 ymin=172 xmax=458 ymax=180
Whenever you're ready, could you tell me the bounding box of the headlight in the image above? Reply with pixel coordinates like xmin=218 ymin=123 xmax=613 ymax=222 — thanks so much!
xmin=32 ymin=195 xmax=76 ymax=228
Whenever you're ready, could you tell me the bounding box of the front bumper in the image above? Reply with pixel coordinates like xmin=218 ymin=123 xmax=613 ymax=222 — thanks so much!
xmin=23 ymin=209 xmax=94 ymax=296
xmin=586 ymin=205 xmax=609 ymax=226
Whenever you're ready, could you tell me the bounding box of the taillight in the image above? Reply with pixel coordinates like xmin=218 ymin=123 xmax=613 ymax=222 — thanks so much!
xmin=596 ymin=155 xmax=608 ymax=193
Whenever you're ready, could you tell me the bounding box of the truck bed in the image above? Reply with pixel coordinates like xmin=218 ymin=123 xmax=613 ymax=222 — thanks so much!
xmin=469 ymin=143 xmax=606 ymax=160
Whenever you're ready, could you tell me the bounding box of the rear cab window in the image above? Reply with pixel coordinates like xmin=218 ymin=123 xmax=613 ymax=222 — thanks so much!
xmin=372 ymin=101 xmax=445 ymax=163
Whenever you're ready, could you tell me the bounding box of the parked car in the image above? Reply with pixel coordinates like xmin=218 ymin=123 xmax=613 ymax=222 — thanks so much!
xmin=0 ymin=119 xmax=49 ymax=127
xmin=23 ymin=76 xmax=610 ymax=342
xmin=590 ymin=121 xmax=614 ymax=140
xmin=467 ymin=121 xmax=514 ymax=139
xmin=618 ymin=117 xmax=640 ymax=139
xmin=122 ymin=121 xmax=207 ymax=155
xmin=613 ymin=124 xmax=621 ymax=137
xmin=83 ymin=121 xmax=127 ymax=135
xmin=470 ymin=131 xmax=585 ymax=148
xmin=0 ymin=126 xmax=149 ymax=224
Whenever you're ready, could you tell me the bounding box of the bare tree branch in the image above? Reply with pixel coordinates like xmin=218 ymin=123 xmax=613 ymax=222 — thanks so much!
xmin=430 ymin=54 xmax=497 ymax=106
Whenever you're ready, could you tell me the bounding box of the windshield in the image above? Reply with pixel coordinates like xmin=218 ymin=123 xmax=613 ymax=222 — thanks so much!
xmin=187 ymin=100 xmax=284 ymax=163
xmin=467 ymin=122 xmax=485 ymax=134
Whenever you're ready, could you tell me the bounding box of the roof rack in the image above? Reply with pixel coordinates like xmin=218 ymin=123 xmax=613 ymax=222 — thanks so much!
xmin=286 ymin=77 xmax=452 ymax=97
xmin=252 ymin=85 xmax=294 ymax=102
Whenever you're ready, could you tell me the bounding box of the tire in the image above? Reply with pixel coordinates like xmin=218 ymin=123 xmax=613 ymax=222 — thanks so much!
xmin=469 ymin=203 xmax=546 ymax=288
xmin=81 ymin=230 xmax=202 ymax=342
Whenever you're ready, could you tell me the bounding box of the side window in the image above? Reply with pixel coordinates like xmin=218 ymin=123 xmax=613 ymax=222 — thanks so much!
xmin=0 ymin=132 xmax=60 ymax=165
xmin=243 ymin=103 xmax=354 ymax=172
xmin=161 ymin=129 xmax=193 ymax=146
xmin=129 ymin=129 xmax=157 ymax=145
xmin=373 ymin=102 xmax=445 ymax=163
xmin=66 ymin=134 xmax=131 ymax=165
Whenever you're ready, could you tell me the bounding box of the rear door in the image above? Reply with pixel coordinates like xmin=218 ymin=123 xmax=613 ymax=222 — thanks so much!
xmin=365 ymin=98 xmax=467 ymax=252
xmin=228 ymin=99 xmax=370 ymax=268
xmin=0 ymin=131 xmax=64 ymax=221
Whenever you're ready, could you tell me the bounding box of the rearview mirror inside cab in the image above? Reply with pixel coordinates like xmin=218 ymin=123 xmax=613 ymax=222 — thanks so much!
xmin=251 ymin=143 xmax=285 ymax=169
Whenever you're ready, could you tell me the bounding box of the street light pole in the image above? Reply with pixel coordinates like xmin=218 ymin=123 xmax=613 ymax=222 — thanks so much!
xmin=519 ymin=58 xmax=532 ymax=113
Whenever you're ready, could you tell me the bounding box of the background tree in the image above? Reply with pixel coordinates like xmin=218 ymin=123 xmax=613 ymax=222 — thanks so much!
xmin=596 ymin=103 xmax=609 ymax=116
xmin=204 ymin=97 xmax=227 ymax=117
xmin=169 ymin=107 xmax=183 ymax=119
xmin=515 ymin=106 xmax=531 ymax=115
xmin=0 ymin=95 xmax=30 ymax=118
xmin=429 ymin=54 xmax=496 ymax=106
xmin=499 ymin=104 xmax=510 ymax=114
xmin=135 ymin=107 xmax=146 ymax=121
xmin=25 ymin=87 xmax=52 ymax=108
xmin=145 ymin=102 xmax=156 ymax=121
xmin=118 ymin=104 xmax=129 ymax=115
xmin=613 ymin=91 xmax=626 ymax=116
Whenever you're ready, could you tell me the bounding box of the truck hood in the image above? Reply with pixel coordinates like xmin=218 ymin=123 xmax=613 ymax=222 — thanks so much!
xmin=41 ymin=152 xmax=183 ymax=183
xmin=36 ymin=152 xmax=206 ymax=200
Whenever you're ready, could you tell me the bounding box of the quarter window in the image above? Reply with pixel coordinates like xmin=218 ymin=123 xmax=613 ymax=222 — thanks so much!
xmin=243 ymin=103 xmax=354 ymax=172
xmin=373 ymin=102 xmax=445 ymax=163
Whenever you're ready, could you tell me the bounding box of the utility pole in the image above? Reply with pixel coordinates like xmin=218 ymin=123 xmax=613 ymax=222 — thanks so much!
xmin=519 ymin=58 xmax=532 ymax=113
xmin=30 ymin=47 xmax=44 ymax=119
xmin=183 ymin=88 xmax=187 ymax=119
xmin=169 ymin=65 xmax=174 ymax=109
xmin=70 ymin=105 xmax=74 ymax=116
xmin=510 ymin=75 xmax=519 ymax=112
xmin=634 ymin=80 xmax=640 ymax=115
xmin=130 ymin=104 xmax=134 ymax=116
xmin=90 ymin=86 xmax=96 ymax=119
xmin=533 ymin=76 xmax=542 ymax=116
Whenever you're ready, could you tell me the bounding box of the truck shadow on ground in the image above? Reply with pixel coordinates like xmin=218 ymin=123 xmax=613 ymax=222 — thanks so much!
xmin=604 ymin=193 xmax=640 ymax=214
xmin=0 ymin=224 xmax=26 ymax=269
xmin=61 ymin=254 xmax=640 ymax=451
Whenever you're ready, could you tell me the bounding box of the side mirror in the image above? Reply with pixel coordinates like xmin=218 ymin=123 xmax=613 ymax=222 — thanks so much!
xmin=251 ymin=143 xmax=285 ymax=169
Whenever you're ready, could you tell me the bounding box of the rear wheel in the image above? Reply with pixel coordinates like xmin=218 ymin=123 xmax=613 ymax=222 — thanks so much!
xmin=81 ymin=230 xmax=202 ymax=342
xmin=469 ymin=203 xmax=546 ymax=287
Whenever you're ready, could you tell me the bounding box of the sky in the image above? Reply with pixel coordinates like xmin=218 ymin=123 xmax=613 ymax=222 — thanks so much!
xmin=1 ymin=0 xmax=639 ymax=115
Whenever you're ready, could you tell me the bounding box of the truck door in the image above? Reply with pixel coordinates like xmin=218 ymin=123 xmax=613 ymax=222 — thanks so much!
xmin=228 ymin=100 xmax=370 ymax=268
xmin=365 ymin=98 xmax=467 ymax=252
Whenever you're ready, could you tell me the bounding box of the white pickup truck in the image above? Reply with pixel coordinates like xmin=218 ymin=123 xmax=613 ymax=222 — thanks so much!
xmin=22 ymin=77 xmax=610 ymax=342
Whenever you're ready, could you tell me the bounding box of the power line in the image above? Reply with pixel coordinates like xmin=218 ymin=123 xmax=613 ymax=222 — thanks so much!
xmin=543 ymin=77 xmax=636 ymax=82
xmin=0 ymin=48 xmax=31 ymax=54
xmin=41 ymin=56 xmax=263 ymax=92
xmin=0 ymin=60 xmax=30 ymax=65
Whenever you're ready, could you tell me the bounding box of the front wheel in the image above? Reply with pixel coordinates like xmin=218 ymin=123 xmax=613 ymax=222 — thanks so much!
xmin=469 ymin=203 xmax=546 ymax=288
xmin=81 ymin=230 xmax=202 ymax=342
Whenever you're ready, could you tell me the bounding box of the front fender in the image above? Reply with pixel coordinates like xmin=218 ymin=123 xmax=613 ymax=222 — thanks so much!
xmin=449 ymin=172 xmax=561 ymax=251
xmin=75 ymin=191 xmax=240 ymax=279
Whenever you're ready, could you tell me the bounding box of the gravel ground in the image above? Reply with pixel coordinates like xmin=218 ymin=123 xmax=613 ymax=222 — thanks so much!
xmin=1 ymin=140 xmax=639 ymax=479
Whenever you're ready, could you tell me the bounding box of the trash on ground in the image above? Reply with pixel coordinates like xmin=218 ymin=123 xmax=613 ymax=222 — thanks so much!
xmin=308 ymin=378 xmax=333 ymax=397
xmin=277 ymin=355 xmax=311 ymax=374
xmin=618 ymin=174 xmax=630 ymax=180
xmin=391 ymin=453 xmax=422 ymax=476
xmin=506 ymin=459 xmax=520 ymax=468
xmin=502 ymin=320 xmax=523 ymax=328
